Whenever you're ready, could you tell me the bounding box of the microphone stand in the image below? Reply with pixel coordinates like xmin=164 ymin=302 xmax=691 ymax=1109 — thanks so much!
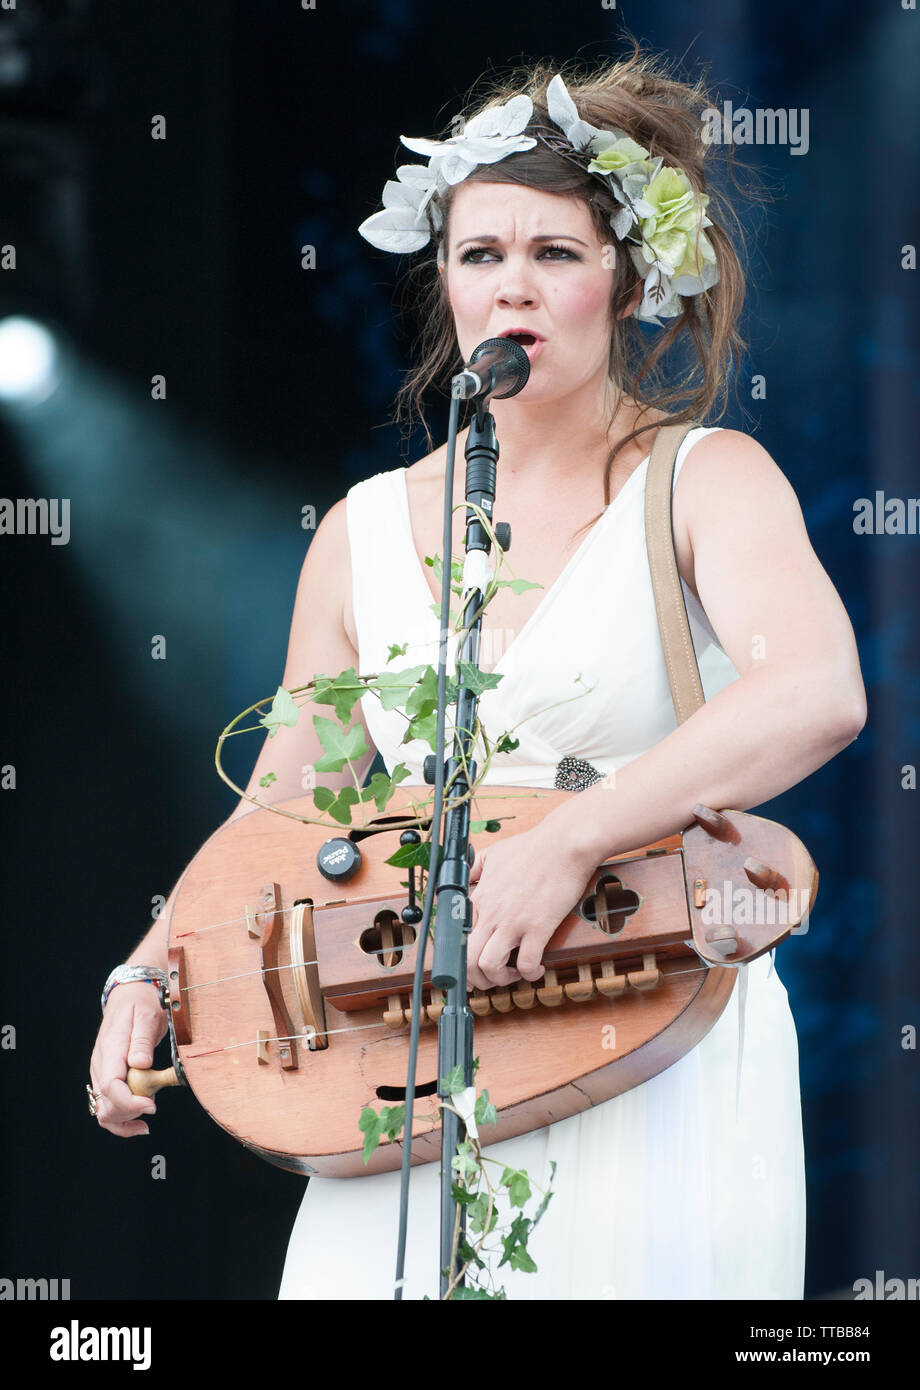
xmin=429 ymin=399 xmax=506 ymax=1298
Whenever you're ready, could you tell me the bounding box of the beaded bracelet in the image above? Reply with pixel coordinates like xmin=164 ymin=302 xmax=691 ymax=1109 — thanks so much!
xmin=101 ymin=964 xmax=168 ymax=1013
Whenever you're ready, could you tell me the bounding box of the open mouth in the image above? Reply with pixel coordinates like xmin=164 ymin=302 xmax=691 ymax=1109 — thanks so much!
xmin=506 ymin=332 xmax=537 ymax=346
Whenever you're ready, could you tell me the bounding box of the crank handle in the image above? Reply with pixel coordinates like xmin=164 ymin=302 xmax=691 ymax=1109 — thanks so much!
xmin=126 ymin=1066 xmax=181 ymax=1098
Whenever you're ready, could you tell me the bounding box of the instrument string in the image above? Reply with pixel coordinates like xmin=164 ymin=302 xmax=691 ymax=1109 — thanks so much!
xmin=182 ymin=958 xmax=719 ymax=1054
xmin=181 ymin=933 xmax=430 ymax=993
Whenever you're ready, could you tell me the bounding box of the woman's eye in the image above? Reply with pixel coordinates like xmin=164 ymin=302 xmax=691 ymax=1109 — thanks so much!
xmin=458 ymin=244 xmax=577 ymax=264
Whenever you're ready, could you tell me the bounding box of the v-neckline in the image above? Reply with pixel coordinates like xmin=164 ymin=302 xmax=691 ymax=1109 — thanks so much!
xmin=398 ymin=453 xmax=652 ymax=677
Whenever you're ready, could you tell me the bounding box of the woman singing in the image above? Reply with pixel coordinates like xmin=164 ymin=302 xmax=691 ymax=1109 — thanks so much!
xmin=89 ymin=45 xmax=866 ymax=1300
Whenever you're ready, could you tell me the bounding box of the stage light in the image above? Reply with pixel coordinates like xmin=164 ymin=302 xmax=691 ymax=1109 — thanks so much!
xmin=0 ymin=315 xmax=62 ymax=406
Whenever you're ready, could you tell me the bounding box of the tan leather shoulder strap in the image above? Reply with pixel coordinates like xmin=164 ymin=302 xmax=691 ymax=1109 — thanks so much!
xmin=644 ymin=420 xmax=705 ymax=725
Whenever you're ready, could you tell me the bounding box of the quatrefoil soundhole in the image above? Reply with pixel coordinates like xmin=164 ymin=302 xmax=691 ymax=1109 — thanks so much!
xmin=358 ymin=910 xmax=418 ymax=968
xmin=579 ymin=874 xmax=640 ymax=936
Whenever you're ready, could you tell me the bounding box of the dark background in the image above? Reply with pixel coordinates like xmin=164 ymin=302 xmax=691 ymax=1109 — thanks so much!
xmin=0 ymin=0 xmax=917 ymax=1302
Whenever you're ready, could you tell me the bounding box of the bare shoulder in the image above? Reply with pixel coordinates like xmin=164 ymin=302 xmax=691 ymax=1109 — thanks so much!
xmin=667 ymin=425 xmax=866 ymax=731
xmin=672 ymin=428 xmax=808 ymax=599
xmin=298 ymin=493 xmax=353 ymax=635
xmin=677 ymin=427 xmax=802 ymax=505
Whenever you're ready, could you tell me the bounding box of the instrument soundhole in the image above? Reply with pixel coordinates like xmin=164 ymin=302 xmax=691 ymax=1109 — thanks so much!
xmin=376 ymin=1081 xmax=438 ymax=1101
xmin=358 ymin=910 xmax=418 ymax=968
xmin=579 ymin=874 xmax=640 ymax=935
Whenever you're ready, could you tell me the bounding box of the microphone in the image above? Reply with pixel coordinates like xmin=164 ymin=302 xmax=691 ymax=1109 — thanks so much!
xmin=451 ymin=336 xmax=531 ymax=401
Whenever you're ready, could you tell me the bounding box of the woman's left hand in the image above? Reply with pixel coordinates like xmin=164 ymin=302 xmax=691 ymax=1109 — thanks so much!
xmin=466 ymin=823 xmax=595 ymax=991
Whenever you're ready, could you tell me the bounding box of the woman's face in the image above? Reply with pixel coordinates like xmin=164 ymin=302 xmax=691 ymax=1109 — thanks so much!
xmin=439 ymin=181 xmax=626 ymax=406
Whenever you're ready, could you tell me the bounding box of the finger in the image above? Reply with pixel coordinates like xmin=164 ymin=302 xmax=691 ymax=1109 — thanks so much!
xmin=92 ymin=1078 xmax=155 ymax=1134
xmin=126 ymin=1003 xmax=166 ymax=1069
xmin=96 ymin=1102 xmax=150 ymax=1138
xmin=107 ymin=1076 xmax=156 ymax=1117
xmin=95 ymin=1008 xmax=137 ymax=1084
xmin=466 ymin=920 xmax=518 ymax=991
xmin=469 ymin=849 xmax=485 ymax=885
xmin=472 ymin=929 xmax=524 ymax=990
xmin=515 ymin=931 xmax=549 ymax=982
xmin=465 ymin=912 xmax=495 ymax=970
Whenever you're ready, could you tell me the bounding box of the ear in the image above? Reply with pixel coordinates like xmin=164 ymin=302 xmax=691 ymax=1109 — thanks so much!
xmin=618 ymin=281 xmax=644 ymax=319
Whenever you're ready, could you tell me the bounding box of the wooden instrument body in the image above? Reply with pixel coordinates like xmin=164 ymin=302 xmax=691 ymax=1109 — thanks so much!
xmin=159 ymin=787 xmax=817 ymax=1177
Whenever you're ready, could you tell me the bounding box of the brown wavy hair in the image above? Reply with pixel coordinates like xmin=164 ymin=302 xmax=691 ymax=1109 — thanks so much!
xmin=386 ymin=37 xmax=765 ymax=535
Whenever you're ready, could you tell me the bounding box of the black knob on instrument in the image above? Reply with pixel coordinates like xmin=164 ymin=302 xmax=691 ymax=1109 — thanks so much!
xmin=495 ymin=521 xmax=511 ymax=553
xmin=423 ymin=754 xmax=438 ymax=785
xmin=316 ymin=837 xmax=362 ymax=882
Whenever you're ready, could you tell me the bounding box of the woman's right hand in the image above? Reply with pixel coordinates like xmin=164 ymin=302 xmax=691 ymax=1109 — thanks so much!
xmin=89 ymin=982 xmax=168 ymax=1137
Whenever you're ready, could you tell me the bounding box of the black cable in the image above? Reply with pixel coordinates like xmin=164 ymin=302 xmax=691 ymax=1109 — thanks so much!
xmin=393 ymin=389 xmax=462 ymax=1300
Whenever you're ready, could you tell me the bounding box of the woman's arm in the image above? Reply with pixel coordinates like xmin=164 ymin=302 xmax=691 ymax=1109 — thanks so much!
xmin=467 ymin=431 xmax=868 ymax=988
xmin=91 ymin=495 xmax=378 ymax=1133
xmin=543 ymin=428 xmax=866 ymax=871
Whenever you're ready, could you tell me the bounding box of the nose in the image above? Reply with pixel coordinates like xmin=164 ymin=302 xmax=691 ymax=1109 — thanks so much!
xmin=494 ymin=250 xmax=539 ymax=308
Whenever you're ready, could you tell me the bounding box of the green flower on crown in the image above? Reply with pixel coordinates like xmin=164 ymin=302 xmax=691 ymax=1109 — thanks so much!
xmin=634 ymin=167 xmax=717 ymax=282
xmin=358 ymin=72 xmax=721 ymax=326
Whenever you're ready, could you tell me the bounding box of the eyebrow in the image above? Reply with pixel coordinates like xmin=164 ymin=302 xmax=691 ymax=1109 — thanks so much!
xmin=455 ymin=234 xmax=590 ymax=249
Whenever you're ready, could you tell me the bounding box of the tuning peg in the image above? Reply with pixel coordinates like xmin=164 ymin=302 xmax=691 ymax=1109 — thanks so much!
xmin=744 ymin=856 xmax=781 ymax=891
xmin=705 ymin=926 xmax=738 ymax=956
xmin=692 ymin=805 xmax=734 ymax=840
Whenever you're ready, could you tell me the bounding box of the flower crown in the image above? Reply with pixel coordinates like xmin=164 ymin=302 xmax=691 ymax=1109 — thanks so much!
xmin=358 ymin=73 xmax=719 ymax=325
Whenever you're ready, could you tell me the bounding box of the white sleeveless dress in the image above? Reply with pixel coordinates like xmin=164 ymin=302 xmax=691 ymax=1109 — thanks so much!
xmin=278 ymin=426 xmax=807 ymax=1301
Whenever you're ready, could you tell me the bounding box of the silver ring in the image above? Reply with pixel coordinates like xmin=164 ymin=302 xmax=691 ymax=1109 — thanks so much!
xmin=86 ymin=1084 xmax=103 ymax=1117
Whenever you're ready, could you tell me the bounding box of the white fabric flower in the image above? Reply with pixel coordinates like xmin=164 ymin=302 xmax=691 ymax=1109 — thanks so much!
xmin=358 ymin=95 xmax=536 ymax=253
xmin=357 ymin=70 xmax=720 ymax=326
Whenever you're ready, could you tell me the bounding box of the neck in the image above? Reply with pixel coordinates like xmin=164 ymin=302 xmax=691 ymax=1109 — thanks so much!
xmin=474 ymin=371 xmax=639 ymax=491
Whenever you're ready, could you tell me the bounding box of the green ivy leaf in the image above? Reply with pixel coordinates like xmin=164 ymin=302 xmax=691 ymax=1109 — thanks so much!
xmin=501 ymin=1167 xmax=532 ymax=1210
xmin=384 ymin=839 xmax=440 ymax=870
xmin=258 ymin=771 xmax=277 ymax=788
xmin=381 ymin=1103 xmax=406 ymax=1141
xmin=310 ymin=667 xmax=367 ymax=725
xmin=312 ymin=786 xmax=335 ymax=813
xmin=474 ymin=1090 xmax=497 ymax=1129
xmin=531 ymin=1165 xmax=556 ymax=1227
xmin=455 ymin=1239 xmax=487 ymax=1273
xmin=469 ymin=819 xmax=502 ymax=834
xmin=386 ymin=642 xmax=409 ymax=663
xmin=450 ymin=1141 xmax=479 ymax=1183
xmin=426 ymin=553 xmax=464 ymax=596
xmin=467 ymin=1192 xmax=492 ymax=1236
xmin=312 ymin=715 xmax=368 ymax=772
xmin=358 ymin=1103 xmax=405 ymax=1164
xmin=441 ymin=1063 xmax=466 ymax=1096
xmin=376 ymin=665 xmax=430 ymax=713
xmin=494 ymin=733 xmax=521 ymax=755
xmin=498 ymin=1212 xmax=536 ymax=1272
xmin=323 ymin=785 xmax=360 ymax=825
xmin=505 ymin=577 xmax=544 ymax=595
xmin=361 ymin=761 xmax=412 ymax=813
xmin=428 ymin=601 xmax=461 ymax=627
xmin=402 ymin=709 xmax=438 ymax=751
xmin=453 ymin=661 xmax=504 ymax=698
xmin=258 ymin=686 xmax=300 ymax=739
xmin=405 ymin=665 xmax=438 ymax=720
xmin=358 ymin=1107 xmax=383 ymax=1164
